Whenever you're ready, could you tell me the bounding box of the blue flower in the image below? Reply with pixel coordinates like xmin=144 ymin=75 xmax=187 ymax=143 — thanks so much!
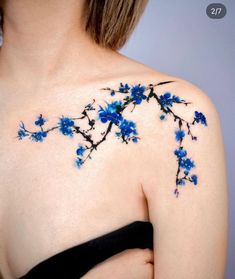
xmin=111 ymin=90 xmax=115 ymax=96
xmin=75 ymin=158 xmax=84 ymax=169
xmin=130 ymin=84 xmax=147 ymax=105
xmin=194 ymin=111 xmax=207 ymax=126
xmin=17 ymin=129 xmax=28 ymax=140
xmin=180 ymin=158 xmax=195 ymax=171
xmin=76 ymin=145 xmax=86 ymax=156
xmin=191 ymin=174 xmax=198 ymax=185
xmin=172 ymin=95 xmax=182 ymax=103
xmin=184 ymin=170 xmax=189 ymax=175
xmin=58 ymin=117 xmax=75 ymax=137
xmin=174 ymin=147 xmax=187 ymax=158
xmin=98 ymin=101 xmax=123 ymax=125
xmin=117 ymin=119 xmax=137 ymax=139
xmin=119 ymin=82 xmax=130 ymax=93
xmin=35 ymin=115 xmax=46 ymax=126
xmin=31 ymin=131 xmax=47 ymax=142
xmin=132 ymin=137 xmax=138 ymax=143
xmin=176 ymin=178 xmax=186 ymax=186
xmin=160 ymin=114 xmax=166 ymax=120
xmin=175 ymin=129 xmax=185 ymax=141
xmin=159 ymin=92 xmax=173 ymax=107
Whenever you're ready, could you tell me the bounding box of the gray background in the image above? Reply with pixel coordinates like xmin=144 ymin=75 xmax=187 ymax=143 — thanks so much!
xmin=120 ymin=1 xmax=235 ymax=278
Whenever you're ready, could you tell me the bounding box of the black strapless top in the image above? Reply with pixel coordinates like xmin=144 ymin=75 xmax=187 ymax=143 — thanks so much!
xmin=18 ymin=220 xmax=153 ymax=279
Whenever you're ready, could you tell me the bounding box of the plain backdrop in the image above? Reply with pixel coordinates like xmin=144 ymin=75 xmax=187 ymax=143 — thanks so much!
xmin=120 ymin=1 xmax=235 ymax=278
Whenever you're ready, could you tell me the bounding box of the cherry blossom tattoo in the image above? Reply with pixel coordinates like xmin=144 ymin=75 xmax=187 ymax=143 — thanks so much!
xmin=17 ymin=81 xmax=208 ymax=197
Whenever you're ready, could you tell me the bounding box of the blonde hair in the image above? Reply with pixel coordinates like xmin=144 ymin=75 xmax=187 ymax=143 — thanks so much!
xmin=83 ymin=0 xmax=148 ymax=50
xmin=0 ymin=0 xmax=148 ymax=50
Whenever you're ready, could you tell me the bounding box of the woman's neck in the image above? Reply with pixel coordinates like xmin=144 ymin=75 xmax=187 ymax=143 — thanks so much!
xmin=0 ymin=0 xmax=115 ymax=87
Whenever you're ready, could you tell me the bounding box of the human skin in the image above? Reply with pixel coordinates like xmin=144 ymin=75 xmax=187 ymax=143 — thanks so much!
xmin=0 ymin=1 xmax=228 ymax=279
xmin=81 ymin=248 xmax=154 ymax=279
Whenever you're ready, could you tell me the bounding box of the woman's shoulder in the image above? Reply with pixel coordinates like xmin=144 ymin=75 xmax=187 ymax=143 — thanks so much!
xmin=124 ymin=64 xmax=226 ymax=194
xmin=94 ymin=58 xmax=221 ymax=158
xmin=104 ymin=55 xmax=218 ymax=114
xmin=105 ymin=59 xmax=220 ymax=139
xmin=129 ymin=66 xmax=228 ymax=279
xmin=108 ymin=59 xmax=225 ymax=187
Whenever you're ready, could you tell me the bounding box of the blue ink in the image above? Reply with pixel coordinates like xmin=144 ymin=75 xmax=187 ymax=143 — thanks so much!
xmin=176 ymin=178 xmax=186 ymax=186
xmin=194 ymin=111 xmax=207 ymax=126
xmin=159 ymin=92 xmax=173 ymax=107
xmin=132 ymin=137 xmax=138 ymax=143
xmin=191 ymin=174 xmax=198 ymax=185
xmin=119 ymin=82 xmax=130 ymax=93
xmin=116 ymin=119 xmax=138 ymax=142
xmin=35 ymin=114 xmax=46 ymax=126
xmin=76 ymin=145 xmax=86 ymax=156
xmin=98 ymin=101 xmax=123 ymax=125
xmin=17 ymin=122 xmax=29 ymax=140
xmin=172 ymin=95 xmax=182 ymax=103
xmin=31 ymin=131 xmax=47 ymax=142
xmin=75 ymin=158 xmax=84 ymax=169
xmin=179 ymin=157 xmax=195 ymax=172
xmin=174 ymin=147 xmax=187 ymax=158
xmin=58 ymin=117 xmax=74 ymax=137
xmin=130 ymin=84 xmax=147 ymax=105
xmin=18 ymin=128 xmax=28 ymax=140
xmin=175 ymin=129 xmax=185 ymax=141
xmin=16 ymin=81 xmax=208 ymax=198
xmin=159 ymin=92 xmax=185 ymax=108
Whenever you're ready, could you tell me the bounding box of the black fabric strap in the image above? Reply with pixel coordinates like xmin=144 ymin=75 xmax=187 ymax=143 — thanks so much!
xmin=19 ymin=221 xmax=153 ymax=279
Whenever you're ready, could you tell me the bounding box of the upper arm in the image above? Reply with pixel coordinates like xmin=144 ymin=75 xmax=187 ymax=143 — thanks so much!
xmin=141 ymin=79 xmax=228 ymax=279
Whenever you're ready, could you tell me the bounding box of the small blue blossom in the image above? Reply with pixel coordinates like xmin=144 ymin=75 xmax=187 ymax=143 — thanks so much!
xmin=98 ymin=101 xmax=123 ymax=125
xmin=174 ymin=147 xmax=187 ymax=158
xmin=159 ymin=92 xmax=173 ymax=107
xmin=160 ymin=114 xmax=166 ymax=120
xmin=31 ymin=131 xmax=47 ymax=142
xmin=17 ymin=122 xmax=29 ymax=139
xmin=76 ymin=145 xmax=86 ymax=156
xmin=35 ymin=115 xmax=46 ymax=126
xmin=176 ymin=178 xmax=186 ymax=186
xmin=132 ymin=137 xmax=138 ymax=143
xmin=191 ymin=174 xmax=198 ymax=185
xmin=117 ymin=119 xmax=137 ymax=139
xmin=172 ymin=95 xmax=182 ymax=103
xmin=130 ymin=84 xmax=147 ymax=105
xmin=18 ymin=129 xmax=28 ymax=140
xmin=180 ymin=158 xmax=195 ymax=171
xmin=194 ymin=111 xmax=207 ymax=126
xmin=119 ymin=82 xmax=130 ymax=93
xmin=175 ymin=129 xmax=185 ymax=141
xmin=58 ymin=117 xmax=75 ymax=137
xmin=111 ymin=90 xmax=115 ymax=96
xmin=75 ymin=158 xmax=84 ymax=169
xmin=184 ymin=170 xmax=189 ymax=175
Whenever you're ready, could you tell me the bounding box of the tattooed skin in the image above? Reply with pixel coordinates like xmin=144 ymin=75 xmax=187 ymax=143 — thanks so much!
xmin=17 ymin=81 xmax=208 ymax=198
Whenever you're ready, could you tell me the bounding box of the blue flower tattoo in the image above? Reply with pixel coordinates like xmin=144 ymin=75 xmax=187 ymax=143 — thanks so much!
xmin=16 ymin=81 xmax=208 ymax=198
xmin=98 ymin=101 xmax=123 ymax=125
xmin=58 ymin=117 xmax=75 ymax=137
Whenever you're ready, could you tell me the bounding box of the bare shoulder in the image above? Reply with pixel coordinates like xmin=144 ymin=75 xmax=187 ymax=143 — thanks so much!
xmin=135 ymin=70 xmax=225 ymax=191
xmin=131 ymin=69 xmax=228 ymax=278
